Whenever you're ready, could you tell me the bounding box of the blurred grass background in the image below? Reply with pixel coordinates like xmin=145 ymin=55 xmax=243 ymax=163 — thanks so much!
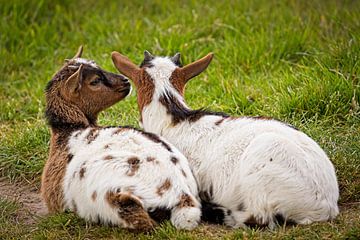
xmin=0 ymin=0 xmax=359 ymax=239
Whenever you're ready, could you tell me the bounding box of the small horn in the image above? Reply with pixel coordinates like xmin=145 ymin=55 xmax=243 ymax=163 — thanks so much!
xmin=73 ymin=45 xmax=83 ymax=59
xmin=144 ymin=50 xmax=154 ymax=61
xmin=171 ymin=52 xmax=181 ymax=65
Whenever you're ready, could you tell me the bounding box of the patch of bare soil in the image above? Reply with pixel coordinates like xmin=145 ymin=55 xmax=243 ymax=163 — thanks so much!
xmin=0 ymin=178 xmax=47 ymax=224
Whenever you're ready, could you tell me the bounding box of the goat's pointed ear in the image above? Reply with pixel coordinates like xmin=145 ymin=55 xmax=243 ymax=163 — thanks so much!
xmin=111 ymin=51 xmax=140 ymax=81
xmin=65 ymin=64 xmax=83 ymax=94
xmin=72 ymin=45 xmax=83 ymax=59
xmin=171 ymin=53 xmax=181 ymax=65
xmin=180 ymin=53 xmax=214 ymax=82
xmin=144 ymin=50 xmax=154 ymax=62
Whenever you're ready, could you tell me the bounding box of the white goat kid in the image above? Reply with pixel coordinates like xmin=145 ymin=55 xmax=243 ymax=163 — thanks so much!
xmin=41 ymin=47 xmax=201 ymax=232
xmin=111 ymin=50 xmax=339 ymax=228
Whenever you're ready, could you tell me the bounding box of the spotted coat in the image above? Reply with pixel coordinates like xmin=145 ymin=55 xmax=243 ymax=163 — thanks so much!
xmin=63 ymin=126 xmax=200 ymax=229
xmin=112 ymin=51 xmax=340 ymax=228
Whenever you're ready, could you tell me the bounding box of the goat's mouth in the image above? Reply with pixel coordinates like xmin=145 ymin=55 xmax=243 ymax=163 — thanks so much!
xmin=116 ymin=86 xmax=131 ymax=95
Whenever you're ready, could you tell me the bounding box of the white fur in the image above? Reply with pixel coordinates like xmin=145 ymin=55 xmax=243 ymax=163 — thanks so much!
xmin=171 ymin=206 xmax=202 ymax=230
xmin=141 ymin=57 xmax=339 ymax=227
xmin=63 ymin=127 xmax=200 ymax=229
xmin=73 ymin=58 xmax=98 ymax=68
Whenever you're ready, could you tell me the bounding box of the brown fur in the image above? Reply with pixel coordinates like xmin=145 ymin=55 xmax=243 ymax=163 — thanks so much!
xmin=176 ymin=193 xmax=195 ymax=208
xmin=112 ymin=128 xmax=126 ymax=135
xmin=86 ymin=127 xmax=99 ymax=144
xmin=104 ymin=155 xmax=114 ymax=160
xmin=67 ymin=153 xmax=74 ymax=163
xmin=41 ymin=133 xmax=71 ymax=212
xmin=105 ymin=191 xmax=155 ymax=232
xmin=136 ymin=70 xmax=155 ymax=118
xmin=92 ymin=191 xmax=97 ymax=201
xmin=126 ymin=157 xmax=141 ymax=176
xmin=181 ymin=169 xmax=187 ymax=178
xmin=169 ymin=68 xmax=186 ymax=96
xmin=79 ymin=166 xmax=86 ymax=179
xmin=215 ymin=118 xmax=226 ymax=126
xmin=111 ymin=51 xmax=221 ymax=126
xmin=170 ymin=156 xmax=179 ymax=165
xmin=41 ymin=48 xmax=130 ymax=214
xmin=156 ymin=178 xmax=172 ymax=196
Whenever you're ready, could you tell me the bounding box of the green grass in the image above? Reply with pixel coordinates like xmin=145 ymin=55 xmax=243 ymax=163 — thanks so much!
xmin=0 ymin=0 xmax=359 ymax=239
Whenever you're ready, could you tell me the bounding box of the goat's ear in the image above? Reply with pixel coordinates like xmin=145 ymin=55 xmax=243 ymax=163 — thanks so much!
xmin=144 ymin=50 xmax=154 ymax=62
xmin=111 ymin=51 xmax=140 ymax=81
xmin=65 ymin=64 xmax=83 ymax=94
xmin=73 ymin=45 xmax=83 ymax=59
xmin=171 ymin=53 xmax=181 ymax=65
xmin=180 ymin=53 xmax=213 ymax=82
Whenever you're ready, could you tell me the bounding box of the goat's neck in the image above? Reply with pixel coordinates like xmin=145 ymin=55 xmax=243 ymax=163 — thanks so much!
xmin=141 ymin=92 xmax=190 ymax=136
xmin=46 ymin=94 xmax=97 ymax=148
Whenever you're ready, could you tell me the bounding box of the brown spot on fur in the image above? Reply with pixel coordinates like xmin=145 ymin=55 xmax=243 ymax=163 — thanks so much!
xmin=215 ymin=118 xmax=226 ymax=126
xmin=170 ymin=156 xmax=179 ymax=165
xmin=86 ymin=128 xmax=99 ymax=144
xmin=146 ymin=156 xmax=155 ymax=162
xmin=67 ymin=153 xmax=74 ymax=163
xmin=228 ymin=116 xmax=240 ymax=121
xmin=156 ymin=178 xmax=172 ymax=196
xmin=112 ymin=128 xmax=125 ymax=136
xmin=176 ymin=193 xmax=195 ymax=208
xmin=92 ymin=191 xmax=97 ymax=201
xmin=105 ymin=190 xmax=155 ymax=232
xmin=104 ymin=155 xmax=114 ymax=160
xmin=237 ymin=202 xmax=245 ymax=211
xmin=181 ymin=169 xmax=187 ymax=178
xmin=127 ymin=157 xmax=140 ymax=176
xmin=79 ymin=167 xmax=86 ymax=179
xmin=104 ymin=144 xmax=111 ymax=149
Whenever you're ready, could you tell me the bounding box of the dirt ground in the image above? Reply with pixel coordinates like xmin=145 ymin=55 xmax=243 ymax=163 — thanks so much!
xmin=0 ymin=178 xmax=48 ymax=224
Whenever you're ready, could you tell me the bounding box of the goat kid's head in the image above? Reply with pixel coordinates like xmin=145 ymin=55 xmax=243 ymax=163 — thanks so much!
xmin=111 ymin=50 xmax=213 ymax=112
xmin=55 ymin=46 xmax=131 ymax=116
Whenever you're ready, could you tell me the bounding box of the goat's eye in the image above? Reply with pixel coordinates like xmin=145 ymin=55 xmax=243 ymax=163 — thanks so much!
xmin=90 ymin=77 xmax=101 ymax=86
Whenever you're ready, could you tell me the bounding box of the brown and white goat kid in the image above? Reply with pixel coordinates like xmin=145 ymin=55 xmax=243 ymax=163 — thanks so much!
xmin=112 ymin=50 xmax=339 ymax=228
xmin=41 ymin=47 xmax=201 ymax=232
